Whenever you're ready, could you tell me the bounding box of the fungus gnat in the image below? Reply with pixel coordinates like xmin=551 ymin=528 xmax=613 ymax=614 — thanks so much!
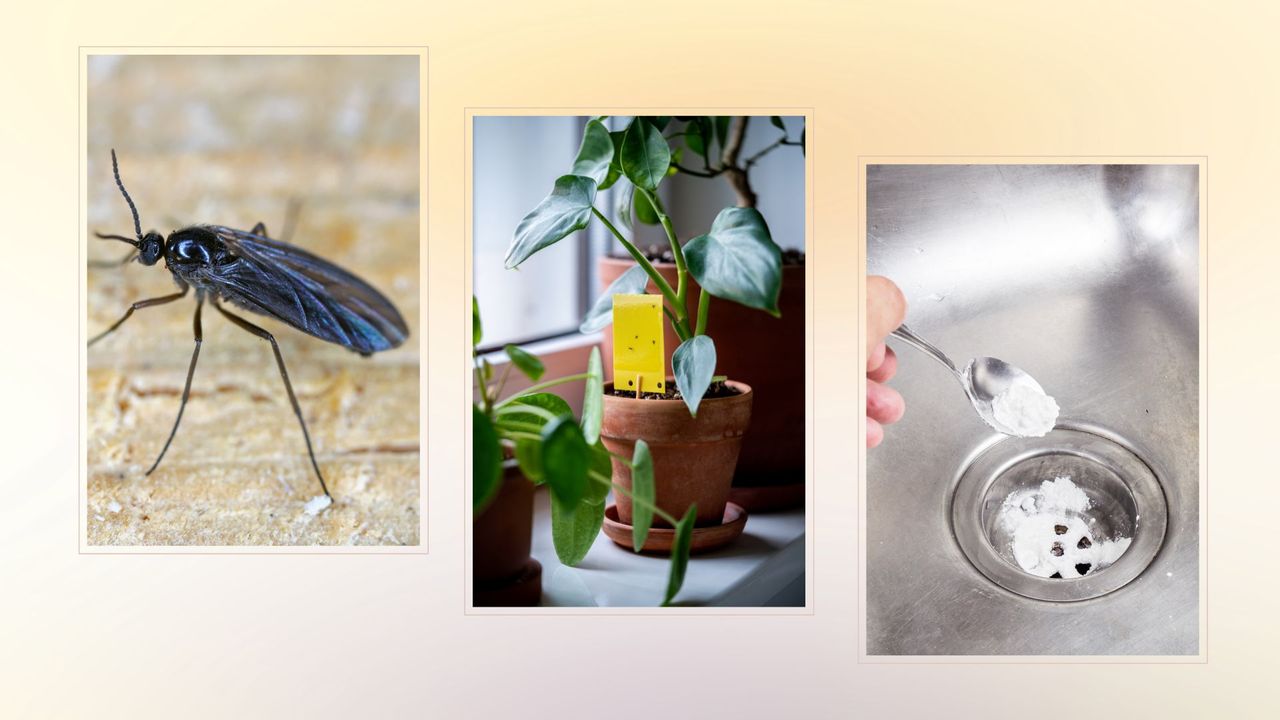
xmin=89 ymin=150 xmax=409 ymax=500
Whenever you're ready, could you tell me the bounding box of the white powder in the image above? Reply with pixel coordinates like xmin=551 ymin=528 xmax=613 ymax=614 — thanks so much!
xmin=106 ymin=500 xmax=122 ymax=514
xmin=991 ymin=381 xmax=1059 ymax=437
xmin=996 ymin=476 xmax=1131 ymax=579
xmin=303 ymin=494 xmax=333 ymax=515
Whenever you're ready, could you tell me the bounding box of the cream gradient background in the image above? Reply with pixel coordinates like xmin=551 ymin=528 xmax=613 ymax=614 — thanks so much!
xmin=0 ymin=1 xmax=1276 ymax=718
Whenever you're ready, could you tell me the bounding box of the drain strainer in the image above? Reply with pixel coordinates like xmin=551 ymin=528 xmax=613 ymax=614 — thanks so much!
xmin=951 ymin=423 xmax=1167 ymax=602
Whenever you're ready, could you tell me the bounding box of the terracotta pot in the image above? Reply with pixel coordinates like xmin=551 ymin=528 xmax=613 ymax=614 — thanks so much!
xmin=598 ymin=257 xmax=805 ymax=491
xmin=473 ymin=461 xmax=540 ymax=606
xmin=600 ymin=380 xmax=753 ymax=528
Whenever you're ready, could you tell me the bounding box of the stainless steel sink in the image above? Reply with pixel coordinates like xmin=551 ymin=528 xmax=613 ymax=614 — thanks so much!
xmin=867 ymin=164 xmax=1199 ymax=655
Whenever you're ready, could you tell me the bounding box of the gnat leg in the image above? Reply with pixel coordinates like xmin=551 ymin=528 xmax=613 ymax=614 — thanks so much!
xmin=146 ymin=295 xmax=203 ymax=476
xmin=213 ymin=299 xmax=332 ymax=499
xmin=88 ymin=285 xmax=189 ymax=347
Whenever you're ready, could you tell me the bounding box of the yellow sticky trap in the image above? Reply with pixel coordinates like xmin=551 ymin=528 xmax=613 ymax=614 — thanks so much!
xmin=612 ymin=294 xmax=665 ymax=394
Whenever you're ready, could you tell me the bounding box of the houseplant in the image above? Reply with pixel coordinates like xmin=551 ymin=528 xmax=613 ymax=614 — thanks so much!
xmin=504 ymin=116 xmax=784 ymax=542
xmin=472 ymin=297 xmax=696 ymax=606
xmin=595 ymin=116 xmax=806 ymax=510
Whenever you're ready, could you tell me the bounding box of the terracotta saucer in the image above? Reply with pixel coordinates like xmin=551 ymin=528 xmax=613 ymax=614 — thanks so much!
xmin=603 ymin=502 xmax=747 ymax=555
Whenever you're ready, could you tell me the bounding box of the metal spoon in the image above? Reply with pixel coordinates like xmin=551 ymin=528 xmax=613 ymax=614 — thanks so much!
xmin=888 ymin=323 xmax=1050 ymax=436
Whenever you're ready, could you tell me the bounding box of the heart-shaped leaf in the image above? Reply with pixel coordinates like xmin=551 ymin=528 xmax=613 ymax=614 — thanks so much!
xmin=570 ymin=119 xmax=614 ymax=186
xmin=662 ymin=505 xmax=697 ymax=606
xmin=504 ymin=344 xmax=545 ymax=382
xmin=620 ymin=119 xmax=670 ymax=191
xmin=551 ymin=493 xmax=605 ymax=567
xmin=541 ymin=415 xmax=589 ymax=507
xmin=473 ymin=406 xmax=502 ymax=514
xmin=579 ymin=263 xmax=650 ymax=334
xmin=684 ymin=207 xmax=782 ymax=316
xmin=630 ymin=439 xmax=654 ymax=552
xmin=581 ymin=347 xmax=604 ymax=444
xmin=506 ymin=175 xmax=597 ymax=269
xmin=673 ymin=335 xmax=716 ymax=417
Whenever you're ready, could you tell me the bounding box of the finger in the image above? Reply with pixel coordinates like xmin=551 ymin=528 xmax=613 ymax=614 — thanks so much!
xmin=867 ymin=378 xmax=905 ymax=425
xmin=867 ymin=341 xmax=886 ymax=373
xmin=867 ymin=275 xmax=907 ymax=357
xmin=868 ymin=345 xmax=897 ymax=383
xmin=867 ymin=418 xmax=884 ymax=448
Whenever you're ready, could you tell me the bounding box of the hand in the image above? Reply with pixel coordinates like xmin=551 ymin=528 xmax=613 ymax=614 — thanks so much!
xmin=867 ymin=276 xmax=907 ymax=448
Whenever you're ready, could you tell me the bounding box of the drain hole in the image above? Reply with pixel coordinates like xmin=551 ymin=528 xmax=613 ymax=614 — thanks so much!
xmin=1075 ymin=563 xmax=1092 ymax=576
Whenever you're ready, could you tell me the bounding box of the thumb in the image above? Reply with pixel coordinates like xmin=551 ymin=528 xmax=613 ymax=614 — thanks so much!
xmin=867 ymin=275 xmax=907 ymax=357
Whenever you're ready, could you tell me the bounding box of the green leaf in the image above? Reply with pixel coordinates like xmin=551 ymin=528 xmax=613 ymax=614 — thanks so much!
xmin=770 ymin=115 xmax=787 ymax=133
xmin=551 ymin=493 xmax=605 ymax=566
xmin=472 ymin=296 xmax=482 ymax=348
xmin=649 ymin=116 xmax=672 ymax=131
xmin=673 ymin=335 xmax=716 ymax=417
xmin=685 ymin=117 xmax=713 ymax=164
xmin=503 ymin=344 xmax=545 ymax=382
xmin=684 ymin=207 xmax=783 ymax=316
xmin=541 ymin=416 xmax=589 ymax=506
xmin=581 ymin=347 xmax=603 ymax=444
xmin=633 ymin=186 xmax=660 ymax=225
xmin=514 ymin=438 xmax=543 ymax=484
xmin=501 ymin=392 xmax=573 ymax=430
xmin=585 ymin=441 xmax=612 ymax=505
xmin=472 ymin=406 xmax=502 ymax=514
xmin=570 ymin=119 xmax=614 ymax=185
xmin=662 ymin=505 xmax=697 ymax=606
xmin=630 ymin=439 xmax=654 ymax=552
xmin=620 ymin=119 xmax=671 ymax=191
xmin=579 ymin=263 xmax=650 ymax=334
xmin=506 ymin=175 xmax=597 ymax=269
xmin=713 ymin=116 xmax=731 ymax=153
xmin=597 ymin=130 xmax=627 ymax=191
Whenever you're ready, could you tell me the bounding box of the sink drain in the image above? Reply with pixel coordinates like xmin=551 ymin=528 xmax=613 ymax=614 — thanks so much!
xmin=951 ymin=423 xmax=1167 ymax=601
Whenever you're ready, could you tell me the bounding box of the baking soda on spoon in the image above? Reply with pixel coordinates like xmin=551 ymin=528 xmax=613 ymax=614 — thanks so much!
xmin=990 ymin=377 xmax=1059 ymax=437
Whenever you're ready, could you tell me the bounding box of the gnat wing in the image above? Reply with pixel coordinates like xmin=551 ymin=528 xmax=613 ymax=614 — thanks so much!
xmin=209 ymin=226 xmax=409 ymax=355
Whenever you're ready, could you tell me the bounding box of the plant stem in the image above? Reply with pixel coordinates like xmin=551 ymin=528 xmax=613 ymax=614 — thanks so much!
xmin=590 ymin=206 xmax=680 ymax=309
xmin=589 ymin=470 xmax=681 ymax=528
xmin=493 ymin=372 xmax=590 ymax=410
xmin=694 ymin=287 xmax=710 ymax=336
xmin=473 ymin=354 xmax=491 ymax=415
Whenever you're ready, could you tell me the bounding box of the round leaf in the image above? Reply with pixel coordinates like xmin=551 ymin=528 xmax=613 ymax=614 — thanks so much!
xmin=503 ymin=344 xmax=545 ymax=382
xmin=551 ymin=493 xmax=605 ymax=567
xmin=506 ymin=175 xmax=597 ymax=269
xmin=673 ymin=335 xmax=716 ymax=417
xmin=541 ymin=416 xmax=589 ymax=506
xmin=684 ymin=207 xmax=782 ymax=315
xmin=472 ymin=406 xmax=502 ymax=514
xmin=620 ymin=119 xmax=671 ymax=191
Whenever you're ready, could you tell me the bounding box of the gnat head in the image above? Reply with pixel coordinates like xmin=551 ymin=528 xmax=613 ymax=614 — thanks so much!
xmin=96 ymin=149 xmax=164 ymax=266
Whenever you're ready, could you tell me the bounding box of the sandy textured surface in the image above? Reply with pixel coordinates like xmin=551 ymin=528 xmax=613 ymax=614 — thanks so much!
xmin=86 ymin=55 xmax=420 ymax=546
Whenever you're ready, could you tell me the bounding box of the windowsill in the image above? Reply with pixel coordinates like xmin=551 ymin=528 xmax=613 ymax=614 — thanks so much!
xmin=479 ymin=331 xmax=603 ymax=414
xmin=530 ymin=487 xmax=806 ymax=607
